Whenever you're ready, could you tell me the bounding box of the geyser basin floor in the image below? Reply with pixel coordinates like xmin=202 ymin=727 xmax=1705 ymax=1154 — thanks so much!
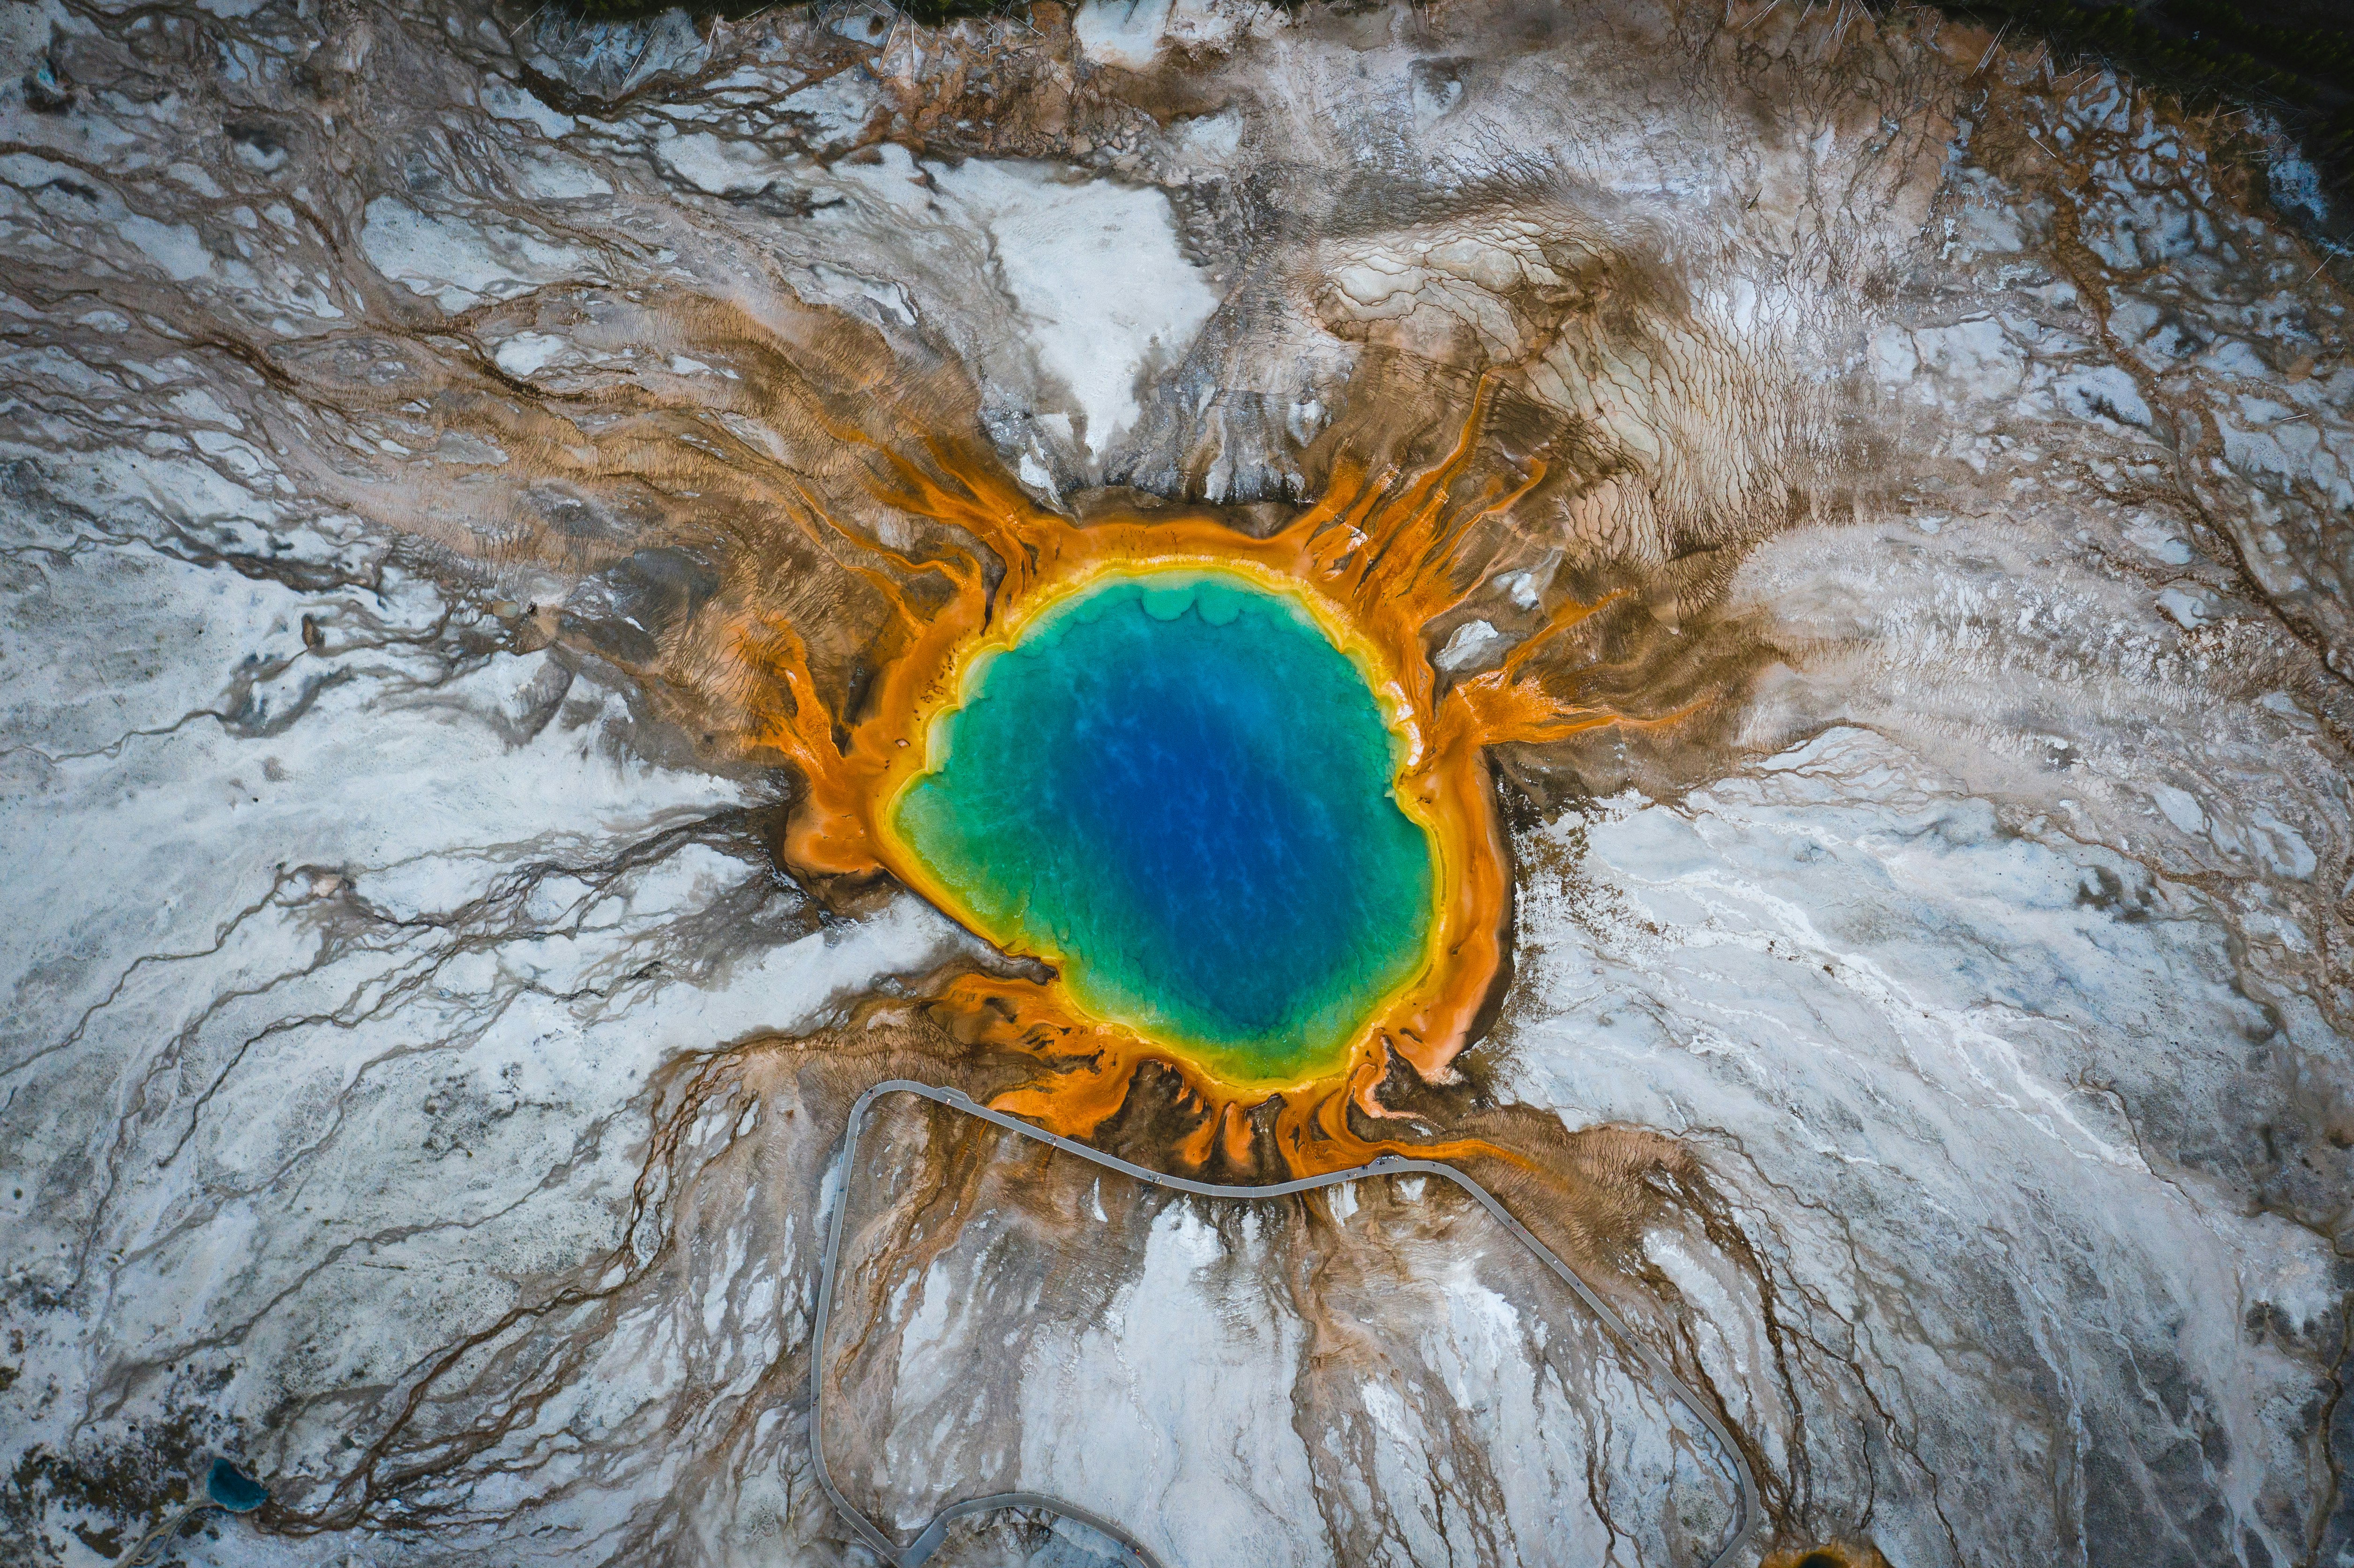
xmin=887 ymin=568 xmax=1437 ymax=1083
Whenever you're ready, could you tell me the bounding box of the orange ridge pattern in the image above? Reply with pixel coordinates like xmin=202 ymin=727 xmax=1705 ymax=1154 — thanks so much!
xmin=735 ymin=387 xmax=1678 ymax=1175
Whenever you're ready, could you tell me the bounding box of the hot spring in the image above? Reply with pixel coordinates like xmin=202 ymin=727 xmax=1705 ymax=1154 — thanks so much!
xmin=885 ymin=567 xmax=1440 ymax=1084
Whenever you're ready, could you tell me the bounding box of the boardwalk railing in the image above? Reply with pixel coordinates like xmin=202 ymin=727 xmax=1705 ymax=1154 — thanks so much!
xmin=810 ymin=1079 xmax=1763 ymax=1568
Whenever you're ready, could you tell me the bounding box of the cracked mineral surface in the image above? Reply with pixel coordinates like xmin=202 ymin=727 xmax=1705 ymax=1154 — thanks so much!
xmin=4 ymin=0 xmax=2354 ymax=1565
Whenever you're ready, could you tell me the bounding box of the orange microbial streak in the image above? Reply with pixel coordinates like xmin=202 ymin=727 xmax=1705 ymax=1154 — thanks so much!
xmin=739 ymin=389 xmax=1659 ymax=1175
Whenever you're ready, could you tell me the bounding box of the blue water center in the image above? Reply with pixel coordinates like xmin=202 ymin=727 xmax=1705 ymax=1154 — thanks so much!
xmin=889 ymin=568 xmax=1436 ymax=1082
